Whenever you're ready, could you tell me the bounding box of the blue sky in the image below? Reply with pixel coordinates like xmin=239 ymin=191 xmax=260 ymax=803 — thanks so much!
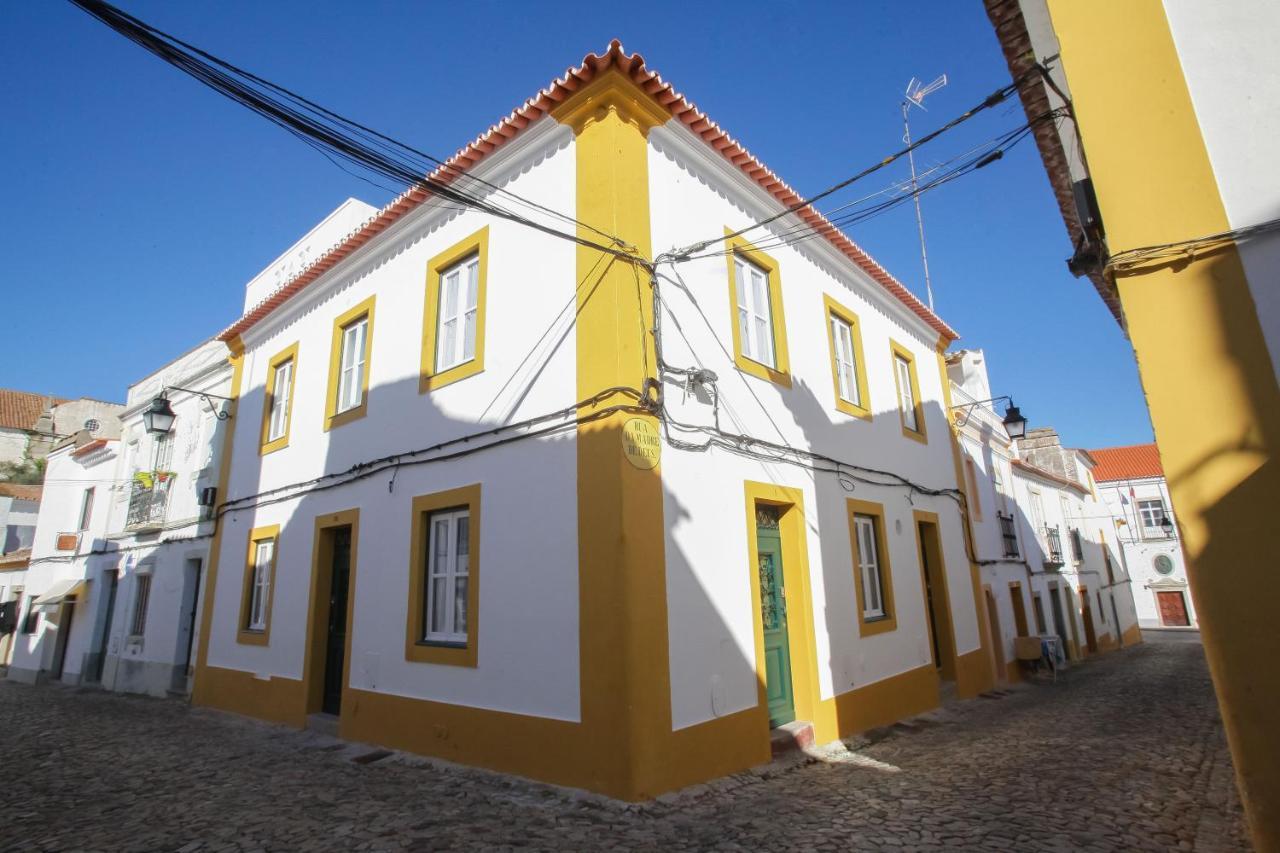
xmin=0 ymin=1 xmax=1152 ymax=449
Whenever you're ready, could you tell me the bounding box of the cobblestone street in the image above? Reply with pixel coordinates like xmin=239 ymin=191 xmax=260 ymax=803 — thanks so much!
xmin=2 ymin=633 xmax=1246 ymax=852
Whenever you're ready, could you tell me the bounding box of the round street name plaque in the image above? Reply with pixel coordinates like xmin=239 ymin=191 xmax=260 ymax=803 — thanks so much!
xmin=621 ymin=417 xmax=661 ymax=470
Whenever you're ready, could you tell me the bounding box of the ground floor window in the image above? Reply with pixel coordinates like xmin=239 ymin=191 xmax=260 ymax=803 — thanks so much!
xmin=407 ymin=484 xmax=481 ymax=667
xmin=130 ymin=574 xmax=152 ymax=637
xmin=846 ymin=499 xmax=897 ymax=636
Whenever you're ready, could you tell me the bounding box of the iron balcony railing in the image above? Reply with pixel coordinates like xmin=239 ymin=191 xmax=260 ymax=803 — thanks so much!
xmin=1043 ymin=525 xmax=1065 ymax=568
xmin=126 ymin=478 xmax=171 ymax=530
xmin=998 ymin=512 xmax=1019 ymax=558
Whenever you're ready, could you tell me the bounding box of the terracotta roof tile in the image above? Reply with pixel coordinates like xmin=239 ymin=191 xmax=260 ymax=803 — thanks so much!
xmin=1088 ymin=443 xmax=1163 ymax=482
xmin=0 ymin=389 xmax=63 ymax=432
xmin=220 ymin=40 xmax=958 ymax=344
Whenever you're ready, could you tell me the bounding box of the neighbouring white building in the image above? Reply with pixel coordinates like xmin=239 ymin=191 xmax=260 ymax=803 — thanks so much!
xmin=6 ymin=342 xmax=233 ymax=696
xmin=189 ymin=41 xmax=1008 ymax=801
xmin=7 ymin=432 xmax=120 ymax=685
xmin=1089 ymin=444 xmax=1195 ymax=629
xmin=0 ymin=483 xmax=41 ymax=666
xmin=947 ymin=349 xmax=1140 ymax=679
xmin=0 ymin=388 xmax=123 ymax=467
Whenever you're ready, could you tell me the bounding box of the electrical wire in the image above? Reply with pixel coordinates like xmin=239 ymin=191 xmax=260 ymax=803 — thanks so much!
xmin=1105 ymin=216 xmax=1280 ymax=274
xmin=666 ymin=65 xmax=1055 ymax=261
xmin=67 ymin=0 xmax=642 ymax=265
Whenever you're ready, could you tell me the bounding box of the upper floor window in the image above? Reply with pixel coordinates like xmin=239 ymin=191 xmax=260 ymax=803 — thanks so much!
xmin=338 ymin=318 xmax=368 ymax=413
xmin=78 ymin=487 xmax=95 ymax=531
xmin=736 ymin=256 xmax=776 ymax=368
xmin=436 ymin=255 xmax=480 ymax=373
xmin=823 ymin=295 xmax=870 ymax=418
xmin=421 ymin=228 xmax=489 ymax=392
xmin=153 ymin=431 xmax=174 ymax=471
xmin=1138 ymin=499 xmax=1168 ymax=537
xmin=261 ymin=343 xmax=298 ymax=454
xmin=890 ymin=341 xmax=926 ymax=442
xmin=724 ymin=232 xmax=790 ymax=386
xmin=268 ymin=360 xmax=293 ymax=441
xmin=325 ymin=296 xmax=376 ymax=431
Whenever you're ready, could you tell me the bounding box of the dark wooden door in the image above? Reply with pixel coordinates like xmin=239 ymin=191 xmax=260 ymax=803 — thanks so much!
xmin=920 ymin=523 xmax=943 ymax=669
xmin=51 ymin=602 xmax=75 ymax=679
xmin=1157 ymin=591 xmax=1190 ymax=626
xmin=322 ymin=527 xmax=352 ymax=715
xmin=1080 ymin=588 xmax=1099 ymax=654
xmin=756 ymin=509 xmax=794 ymax=727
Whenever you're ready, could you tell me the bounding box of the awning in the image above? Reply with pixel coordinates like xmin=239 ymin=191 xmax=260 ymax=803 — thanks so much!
xmin=32 ymin=579 xmax=87 ymax=609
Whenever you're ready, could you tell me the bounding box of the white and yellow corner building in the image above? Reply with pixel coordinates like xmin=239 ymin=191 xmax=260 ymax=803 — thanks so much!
xmin=194 ymin=43 xmax=1000 ymax=799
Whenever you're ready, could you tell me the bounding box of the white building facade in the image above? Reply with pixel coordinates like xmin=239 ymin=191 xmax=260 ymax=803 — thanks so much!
xmin=1090 ymin=444 xmax=1195 ymax=629
xmin=6 ymin=343 xmax=232 ymax=696
xmin=191 ymin=44 xmax=1002 ymax=800
xmin=947 ymin=350 xmax=1140 ymax=680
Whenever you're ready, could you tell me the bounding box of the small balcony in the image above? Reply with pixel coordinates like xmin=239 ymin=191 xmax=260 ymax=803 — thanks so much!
xmin=1043 ymin=526 xmax=1065 ymax=570
xmin=126 ymin=473 xmax=174 ymax=532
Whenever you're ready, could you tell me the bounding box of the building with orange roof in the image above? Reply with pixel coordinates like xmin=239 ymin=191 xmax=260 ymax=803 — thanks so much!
xmin=182 ymin=40 xmax=1009 ymax=799
xmin=1090 ymin=443 xmax=1195 ymax=631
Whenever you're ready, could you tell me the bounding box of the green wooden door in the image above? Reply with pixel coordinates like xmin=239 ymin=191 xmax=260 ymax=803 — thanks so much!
xmin=756 ymin=509 xmax=795 ymax=726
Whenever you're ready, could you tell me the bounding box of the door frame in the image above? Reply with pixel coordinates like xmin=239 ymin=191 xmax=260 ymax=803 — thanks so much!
xmin=984 ymin=586 xmax=1006 ymax=684
xmin=303 ymin=508 xmax=360 ymax=719
xmin=743 ymin=482 xmax=820 ymax=732
xmin=913 ymin=510 xmax=957 ymax=681
xmin=1156 ymin=589 xmax=1191 ymax=627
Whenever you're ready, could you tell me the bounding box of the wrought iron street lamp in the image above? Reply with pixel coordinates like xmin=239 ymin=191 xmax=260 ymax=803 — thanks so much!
xmin=950 ymin=395 xmax=1028 ymax=440
xmin=143 ymin=386 xmax=233 ymax=436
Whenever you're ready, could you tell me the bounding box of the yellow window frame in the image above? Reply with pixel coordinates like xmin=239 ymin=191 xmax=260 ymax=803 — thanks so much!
xmin=324 ymin=295 xmax=376 ymax=432
xmin=822 ymin=294 xmax=871 ymax=419
xmin=259 ymin=342 xmax=299 ymax=455
xmin=421 ymin=226 xmax=489 ymax=393
xmin=724 ymin=229 xmax=791 ymax=387
xmin=238 ymin=523 xmax=280 ymax=646
xmin=847 ymin=498 xmax=898 ymax=637
xmin=889 ymin=339 xmax=927 ymax=443
xmin=405 ymin=483 xmax=481 ymax=668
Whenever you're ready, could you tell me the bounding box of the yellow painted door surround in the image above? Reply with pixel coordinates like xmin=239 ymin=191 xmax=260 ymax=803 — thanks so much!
xmin=1047 ymin=3 xmax=1280 ymax=846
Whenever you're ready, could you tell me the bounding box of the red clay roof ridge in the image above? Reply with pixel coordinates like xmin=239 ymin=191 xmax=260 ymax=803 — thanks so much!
xmin=219 ymin=40 xmax=956 ymax=343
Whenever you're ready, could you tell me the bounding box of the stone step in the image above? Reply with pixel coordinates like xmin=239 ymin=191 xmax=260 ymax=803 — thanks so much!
xmin=306 ymin=712 xmax=340 ymax=738
xmin=770 ymin=720 xmax=815 ymax=756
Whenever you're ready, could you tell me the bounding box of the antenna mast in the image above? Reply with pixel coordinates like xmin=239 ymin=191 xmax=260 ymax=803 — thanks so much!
xmin=902 ymin=74 xmax=947 ymax=312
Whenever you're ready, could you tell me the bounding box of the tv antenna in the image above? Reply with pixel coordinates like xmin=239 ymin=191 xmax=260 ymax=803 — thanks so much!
xmin=902 ymin=74 xmax=947 ymax=312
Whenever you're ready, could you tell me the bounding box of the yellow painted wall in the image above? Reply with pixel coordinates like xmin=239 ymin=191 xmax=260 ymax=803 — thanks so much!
xmin=1047 ymin=3 xmax=1280 ymax=846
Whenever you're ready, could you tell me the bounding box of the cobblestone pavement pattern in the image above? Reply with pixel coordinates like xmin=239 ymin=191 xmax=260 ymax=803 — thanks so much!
xmin=2 ymin=633 xmax=1247 ymax=852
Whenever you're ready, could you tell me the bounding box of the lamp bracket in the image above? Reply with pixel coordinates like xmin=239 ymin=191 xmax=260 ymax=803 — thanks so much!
xmin=949 ymin=395 xmax=1013 ymax=429
xmin=162 ymin=386 xmax=233 ymax=420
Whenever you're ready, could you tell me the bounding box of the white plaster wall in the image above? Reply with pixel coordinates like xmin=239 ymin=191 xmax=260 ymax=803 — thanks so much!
xmin=243 ymin=198 xmax=379 ymax=313
xmin=648 ymin=125 xmax=979 ymax=731
xmin=205 ymin=121 xmax=581 ymax=721
xmin=10 ymin=443 xmax=118 ymax=679
xmin=1098 ymin=479 xmax=1193 ymax=628
xmin=0 ymin=428 xmax=30 ymax=466
xmin=1164 ymin=0 xmax=1280 ymax=385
